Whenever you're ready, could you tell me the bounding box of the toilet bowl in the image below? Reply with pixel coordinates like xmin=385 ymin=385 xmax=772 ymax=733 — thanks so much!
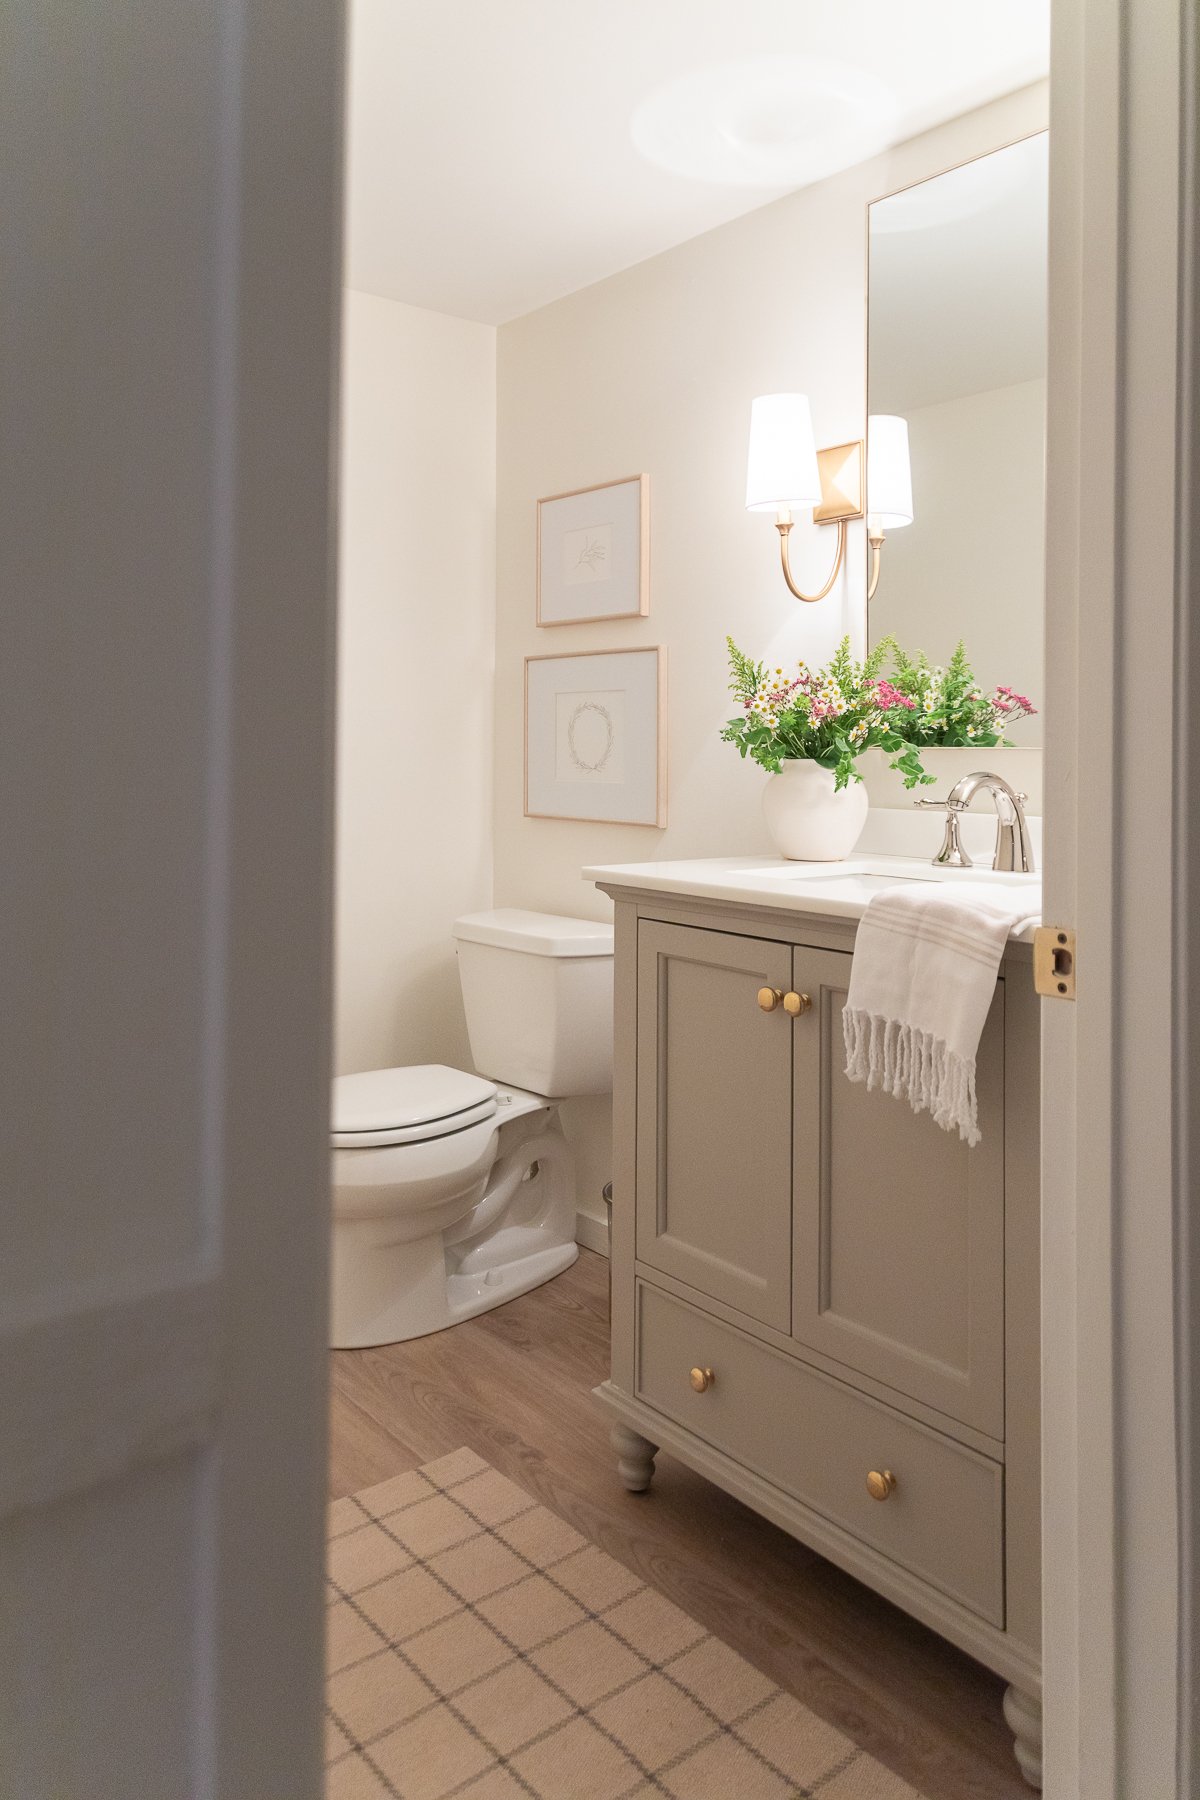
xmin=330 ymin=909 xmax=613 ymax=1348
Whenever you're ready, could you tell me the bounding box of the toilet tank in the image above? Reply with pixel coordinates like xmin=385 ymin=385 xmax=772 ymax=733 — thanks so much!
xmin=452 ymin=909 xmax=614 ymax=1098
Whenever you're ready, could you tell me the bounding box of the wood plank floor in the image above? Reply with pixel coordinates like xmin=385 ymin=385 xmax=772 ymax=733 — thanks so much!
xmin=329 ymin=1249 xmax=1029 ymax=1800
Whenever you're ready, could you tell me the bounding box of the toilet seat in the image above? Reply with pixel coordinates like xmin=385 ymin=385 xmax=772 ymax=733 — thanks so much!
xmin=332 ymin=1064 xmax=498 ymax=1150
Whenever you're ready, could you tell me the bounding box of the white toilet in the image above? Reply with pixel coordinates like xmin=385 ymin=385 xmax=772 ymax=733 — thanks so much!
xmin=330 ymin=908 xmax=613 ymax=1348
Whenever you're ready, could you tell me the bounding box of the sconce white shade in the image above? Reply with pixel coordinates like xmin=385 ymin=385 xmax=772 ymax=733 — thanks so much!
xmin=745 ymin=393 xmax=822 ymax=513
xmin=866 ymin=414 xmax=913 ymax=529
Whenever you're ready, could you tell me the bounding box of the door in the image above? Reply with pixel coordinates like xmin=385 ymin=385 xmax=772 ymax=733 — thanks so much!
xmin=791 ymin=946 xmax=1005 ymax=1439
xmin=1 ymin=6 xmax=344 ymax=1795
xmin=1043 ymin=1 xmax=1198 ymax=1790
xmin=635 ymin=920 xmax=793 ymax=1330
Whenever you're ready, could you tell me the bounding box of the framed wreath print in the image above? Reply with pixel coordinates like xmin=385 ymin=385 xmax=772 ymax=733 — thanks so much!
xmin=524 ymin=646 xmax=666 ymax=827
xmin=536 ymin=474 xmax=649 ymax=626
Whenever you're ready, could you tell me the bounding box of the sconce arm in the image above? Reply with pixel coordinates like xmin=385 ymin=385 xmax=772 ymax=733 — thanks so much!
xmin=776 ymin=515 xmax=848 ymax=604
xmin=866 ymin=523 xmax=885 ymax=601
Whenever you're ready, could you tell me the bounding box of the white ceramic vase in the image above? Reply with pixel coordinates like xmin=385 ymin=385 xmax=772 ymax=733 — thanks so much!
xmin=762 ymin=759 xmax=869 ymax=862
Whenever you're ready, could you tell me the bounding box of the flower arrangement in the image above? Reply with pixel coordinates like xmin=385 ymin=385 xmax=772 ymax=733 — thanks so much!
xmin=884 ymin=642 xmax=1037 ymax=748
xmin=721 ymin=635 xmax=931 ymax=791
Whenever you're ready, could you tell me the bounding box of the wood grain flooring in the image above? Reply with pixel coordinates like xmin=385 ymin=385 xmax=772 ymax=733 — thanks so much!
xmin=329 ymin=1249 xmax=1029 ymax=1800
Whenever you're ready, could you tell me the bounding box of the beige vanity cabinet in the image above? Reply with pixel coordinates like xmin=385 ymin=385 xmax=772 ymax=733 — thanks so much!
xmin=596 ymin=885 xmax=1043 ymax=1788
xmin=634 ymin=920 xmax=795 ymax=1330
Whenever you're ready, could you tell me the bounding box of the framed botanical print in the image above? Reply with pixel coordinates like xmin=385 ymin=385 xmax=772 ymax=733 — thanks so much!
xmin=536 ymin=475 xmax=649 ymax=626
xmin=524 ymin=646 xmax=666 ymax=826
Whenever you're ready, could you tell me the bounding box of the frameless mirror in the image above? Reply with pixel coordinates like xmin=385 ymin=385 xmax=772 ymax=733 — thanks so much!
xmin=866 ymin=133 xmax=1048 ymax=743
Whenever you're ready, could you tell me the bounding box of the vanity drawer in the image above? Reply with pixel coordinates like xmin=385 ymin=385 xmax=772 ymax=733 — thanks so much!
xmin=635 ymin=1281 xmax=1004 ymax=1625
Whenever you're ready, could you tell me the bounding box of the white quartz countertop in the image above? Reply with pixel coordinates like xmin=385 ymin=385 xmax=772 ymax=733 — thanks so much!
xmin=585 ymin=854 xmax=1042 ymax=942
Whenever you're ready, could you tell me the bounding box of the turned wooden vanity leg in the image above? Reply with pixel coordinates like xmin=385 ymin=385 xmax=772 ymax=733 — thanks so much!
xmin=612 ymin=1423 xmax=658 ymax=1493
xmin=1003 ymin=1684 xmax=1043 ymax=1789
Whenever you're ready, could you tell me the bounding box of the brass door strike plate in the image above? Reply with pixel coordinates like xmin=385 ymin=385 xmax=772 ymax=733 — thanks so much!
xmin=1034 ymin=927 xmax=1076 ymax=999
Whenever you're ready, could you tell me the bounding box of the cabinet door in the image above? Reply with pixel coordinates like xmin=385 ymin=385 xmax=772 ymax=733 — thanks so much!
xmin=791 ymin=945 xmax=1005 ymax=1438
xmin=636 ymin=920 xmax=793 ymax=1330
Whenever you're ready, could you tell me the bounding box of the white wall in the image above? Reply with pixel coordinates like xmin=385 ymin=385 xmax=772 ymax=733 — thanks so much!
xmin=335 ymin=291 xmax=496 ymax=1075
xmin=493 ymin=83 xmax=1048 ymax=1220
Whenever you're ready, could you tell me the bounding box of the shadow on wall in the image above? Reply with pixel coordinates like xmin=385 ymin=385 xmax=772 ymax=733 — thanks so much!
xmin=337 ymin=949 xmax=472 ymax=1079
xmin=400 ymin=955 xmax=473 ymax=1070
xmin=559 ymin=1092 xmax=613 ymax=1234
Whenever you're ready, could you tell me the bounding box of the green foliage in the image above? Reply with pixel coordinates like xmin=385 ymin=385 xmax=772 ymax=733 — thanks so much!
xmin=719 ymin=634 xmax=935 ymax=792
xmin=883 ymin=640 xmax=1017 ymax=748
xmin=719 ymin=633 xmax=1037 ymax=788
xmin=724 ymin=636 xmax=766 ymax=706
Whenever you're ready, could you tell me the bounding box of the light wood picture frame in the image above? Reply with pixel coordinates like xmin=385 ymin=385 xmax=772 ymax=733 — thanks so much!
xmin=524 ymin=645 xmax=666 ymax=827
xmin=536 ymin=474 xmax=649 ymax=626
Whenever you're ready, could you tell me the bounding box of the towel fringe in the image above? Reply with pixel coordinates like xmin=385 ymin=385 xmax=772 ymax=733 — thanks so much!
xmin=842 ymin=1006 xmax=980 ymax=1148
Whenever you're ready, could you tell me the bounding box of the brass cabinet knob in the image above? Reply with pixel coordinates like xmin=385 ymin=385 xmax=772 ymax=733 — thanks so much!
xmin=866 ymin=1469 xmax=896 ymax=1502
xmin=757 ymin=987 xmax=783 ymax=1013
xmin=783 ymin=991 xmax=811 ymax=1017
xmin=689 ymin=1366 xmax=715 ymax=1393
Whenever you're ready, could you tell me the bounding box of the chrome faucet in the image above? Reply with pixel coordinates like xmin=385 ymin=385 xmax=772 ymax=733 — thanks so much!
xmin=914 ymin=771 xmax=1035 ymax=873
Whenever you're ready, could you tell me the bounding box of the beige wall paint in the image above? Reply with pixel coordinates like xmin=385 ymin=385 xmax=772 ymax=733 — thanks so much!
xmin=335 ymin=290 xmax=496 ymax=1075
xmin=494 ymin=83 xmax=1047 ymax=1218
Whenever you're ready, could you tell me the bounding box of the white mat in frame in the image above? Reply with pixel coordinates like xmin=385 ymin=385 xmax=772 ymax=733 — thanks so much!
xmin=536 ymin=476 xmax=649 ymax=626
xmin=524 ymin=646 xmax=666 ymax=827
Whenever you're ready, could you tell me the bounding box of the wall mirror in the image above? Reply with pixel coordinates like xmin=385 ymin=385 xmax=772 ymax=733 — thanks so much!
xmin=866 ymin=132 xmax=1048 ymax=743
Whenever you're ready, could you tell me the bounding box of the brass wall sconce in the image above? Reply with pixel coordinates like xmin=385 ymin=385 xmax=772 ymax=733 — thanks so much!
xmin=745 ymin=396 xmax=913 ymax=603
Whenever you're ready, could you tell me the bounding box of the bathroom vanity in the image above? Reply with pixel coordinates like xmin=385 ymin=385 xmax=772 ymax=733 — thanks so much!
xmin=588 ymin=856 xmax=1043 ymax=1788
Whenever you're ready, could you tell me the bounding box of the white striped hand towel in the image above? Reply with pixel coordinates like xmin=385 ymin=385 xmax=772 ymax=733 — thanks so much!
xmin=842 ymin=885 xmax=1038 ymax=1146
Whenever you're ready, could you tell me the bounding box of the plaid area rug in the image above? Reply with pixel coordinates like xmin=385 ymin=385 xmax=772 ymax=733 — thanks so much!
xmin=326 ymin=1448 xmax=925 ymax=1800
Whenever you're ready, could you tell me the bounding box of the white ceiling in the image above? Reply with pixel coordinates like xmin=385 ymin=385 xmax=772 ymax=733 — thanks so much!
xmin=344 ymin=0 xmax=1050 ymax=327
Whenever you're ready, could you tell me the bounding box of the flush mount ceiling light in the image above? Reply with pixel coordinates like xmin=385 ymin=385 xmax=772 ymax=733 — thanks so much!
xmin=631 ymin=54 xmax=898 ymax=189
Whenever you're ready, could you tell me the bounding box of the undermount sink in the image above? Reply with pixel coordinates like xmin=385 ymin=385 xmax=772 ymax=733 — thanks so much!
xmin=730 ymin=856 xmax=1039 ymax=890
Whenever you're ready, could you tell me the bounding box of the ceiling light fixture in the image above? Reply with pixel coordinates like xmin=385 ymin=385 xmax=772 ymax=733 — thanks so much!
xmin=631 ymin=54 xmax=899 ymax=190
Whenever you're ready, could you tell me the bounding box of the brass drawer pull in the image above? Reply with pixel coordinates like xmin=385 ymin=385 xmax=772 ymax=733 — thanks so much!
xmin=757 ymin=986 xmax=782 ymax=1012
xmin=866 ymin=1468 xmax=897 ymax=1501
xmin=689 ymin=1366 xmax=716 ymax=1393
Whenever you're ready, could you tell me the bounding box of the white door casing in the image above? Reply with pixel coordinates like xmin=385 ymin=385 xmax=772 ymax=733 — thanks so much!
xmin=1 ymin=3 xmax=344 ymax=1795
xmin=1042 ymin=0 xmax=1198 ymax=1793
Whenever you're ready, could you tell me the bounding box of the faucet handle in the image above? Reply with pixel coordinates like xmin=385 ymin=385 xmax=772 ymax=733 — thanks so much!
xmin=914 ymin=794 xmax=973 ymax=868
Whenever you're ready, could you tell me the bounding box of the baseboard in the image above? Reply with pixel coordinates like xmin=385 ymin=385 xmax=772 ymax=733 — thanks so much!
xmin=575 ymin=1209 xmax=610 ymax=1258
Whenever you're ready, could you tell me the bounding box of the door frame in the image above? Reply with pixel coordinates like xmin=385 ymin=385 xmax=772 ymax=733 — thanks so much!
xmin=1042 ymin=0 xmax=1199 ymax=1791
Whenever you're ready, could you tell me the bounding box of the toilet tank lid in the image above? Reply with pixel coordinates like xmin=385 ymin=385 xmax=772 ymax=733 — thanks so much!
xmin=332 ymin=1064 xmax=496 ymax=1135
xmin=452 ymin=908 xmax=614 ymax=958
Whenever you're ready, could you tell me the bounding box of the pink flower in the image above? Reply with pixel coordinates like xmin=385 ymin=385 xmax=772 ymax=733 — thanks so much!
xmin=993 ymin=685 xmax=1037 ymax=717
xmin=870 ymin=680 xmax=916 ymax=711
